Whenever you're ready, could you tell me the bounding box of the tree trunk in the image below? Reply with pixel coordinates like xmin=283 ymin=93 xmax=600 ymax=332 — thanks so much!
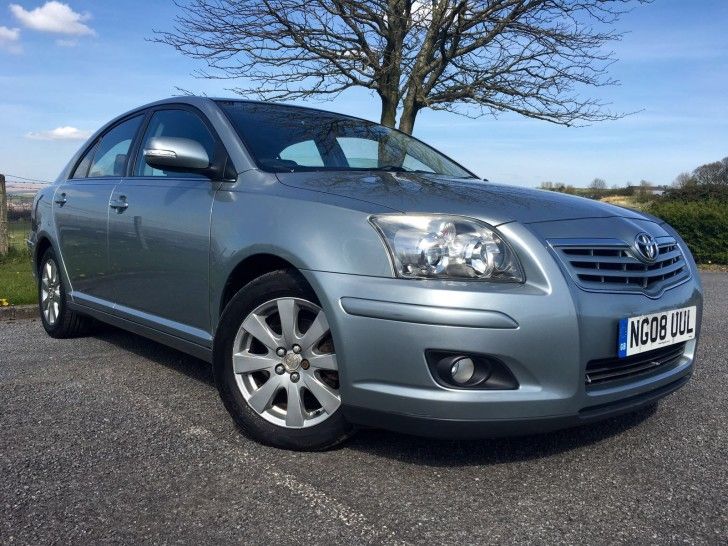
xmin=397 ymin=103 xmax=419 ymax=134
xmin=379 ymin=94 xmax=398 ymax=128
xmin=0 ymin=174 xmax=7 ymax=257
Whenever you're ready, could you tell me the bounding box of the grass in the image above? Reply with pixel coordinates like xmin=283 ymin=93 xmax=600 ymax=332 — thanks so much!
xmin=7 ymin=219 xmax=31 ymax=251
xmin=0 ymin=249 xmax=35 ymax=306
xmin=1 ymin=220 xmax=35 ymax=306
xmin=599 ymin=195 xmax=654 ymax=211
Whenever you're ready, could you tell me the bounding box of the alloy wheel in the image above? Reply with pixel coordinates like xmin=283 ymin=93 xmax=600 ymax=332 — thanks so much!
xmin=41 ymin=259 xmax=61 ymax=325
xmin=232 ymin=297 xmax=340 ymax=429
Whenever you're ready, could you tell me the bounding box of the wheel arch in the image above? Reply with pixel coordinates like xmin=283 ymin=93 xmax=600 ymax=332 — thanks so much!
xmin=33 ymin=235 xmax=53 ymax=274
xmin=218 ymin=253 xmax=307 ymax=319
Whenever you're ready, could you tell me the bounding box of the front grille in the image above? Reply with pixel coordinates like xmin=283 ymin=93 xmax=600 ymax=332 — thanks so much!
xmin=553 ymin=238 xmax=689 ymax=295
xmin=585 ymin=343 xmax=686 ymax=386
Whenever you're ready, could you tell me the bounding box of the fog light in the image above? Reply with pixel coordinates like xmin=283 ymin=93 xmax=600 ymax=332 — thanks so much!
xmin=450 ymin=357 xmax=475 ymax=384
xmin=428 ymin=351 xmax=518 ymax=390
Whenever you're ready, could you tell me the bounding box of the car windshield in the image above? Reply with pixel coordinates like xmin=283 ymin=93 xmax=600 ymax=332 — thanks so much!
xmin=217 ymin=101 xmax=476 ymax=178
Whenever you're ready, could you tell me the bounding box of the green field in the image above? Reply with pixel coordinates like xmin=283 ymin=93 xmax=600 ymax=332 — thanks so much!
xmin=0 ymin=220 xmax=36 ymax=306
xmin=7 ymin=220 xmax=31 ymax=250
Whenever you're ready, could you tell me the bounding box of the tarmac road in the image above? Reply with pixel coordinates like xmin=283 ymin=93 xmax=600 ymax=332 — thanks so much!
xmin=1 ymin=273 xmax=726 ymax=544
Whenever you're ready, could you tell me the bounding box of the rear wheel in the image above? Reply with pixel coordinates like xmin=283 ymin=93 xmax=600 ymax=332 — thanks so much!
xmin=38 ymin=248 xmax=93 ymax=338
xmin=214 ymin=270 xmax=354 ymax=450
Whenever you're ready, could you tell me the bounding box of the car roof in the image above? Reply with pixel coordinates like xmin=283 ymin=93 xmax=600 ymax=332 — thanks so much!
xmin=114 ymin=95 xmax=217 ymax=118
xmin=117 ymin=96 xmax=376 ymax=127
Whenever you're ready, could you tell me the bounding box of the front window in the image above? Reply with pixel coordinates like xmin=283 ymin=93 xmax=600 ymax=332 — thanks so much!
xmin=135 ymin=109 xmax=216 ymax=178
xmin=217 ymin=101 xmax=475 ymax=178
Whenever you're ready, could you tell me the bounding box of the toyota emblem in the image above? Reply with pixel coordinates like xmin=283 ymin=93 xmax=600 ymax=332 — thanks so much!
xmin=634 ymin=232 xmax=659 ymax=263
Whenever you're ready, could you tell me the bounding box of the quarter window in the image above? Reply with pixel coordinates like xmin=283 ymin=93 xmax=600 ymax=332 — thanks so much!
xmin=135 ymin=109 xmax=216 ymax=177
xmin=402 ymin=154 xmax=435 ymax=173
xmin=336 ymin=137 xmax=379 ymax=168
xmin=87 ymin=115 xmax=144 ymax=178
xmin=279 ymin=140 xmax=324 ymax=167
xmin=71 ymin=142 xmax=99 ymax=179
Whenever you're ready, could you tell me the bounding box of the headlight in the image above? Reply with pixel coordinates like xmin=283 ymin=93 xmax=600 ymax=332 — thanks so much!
xmin=370 ymin=214 xmax=524 ymax=282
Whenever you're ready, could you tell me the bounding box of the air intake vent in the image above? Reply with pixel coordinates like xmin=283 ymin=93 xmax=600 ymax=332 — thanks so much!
xmin=552 ymin=238 xmax=689 ymax=295
xmin=585 ymin=343 xmax=686 ymax=386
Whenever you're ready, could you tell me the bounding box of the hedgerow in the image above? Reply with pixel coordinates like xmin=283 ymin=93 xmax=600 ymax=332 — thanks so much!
xmin=648 ymin=199 xmax=728 ymax=264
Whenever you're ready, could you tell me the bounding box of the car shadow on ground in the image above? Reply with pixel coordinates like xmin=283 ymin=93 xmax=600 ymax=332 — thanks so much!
xmin=90 ymin=323 xmax=658 ymax=466
xmin=92 ymin=322 xmax=216 ymax=388
xmin=345 ymin=404 xmax=657 ymax=467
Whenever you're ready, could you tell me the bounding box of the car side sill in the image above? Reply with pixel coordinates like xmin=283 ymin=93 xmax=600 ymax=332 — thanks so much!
xmin=68 ymin=302 xmax=213 ymax=363
xmin=340 ymin=297 xmax=519 ymax=329
xmin=70 ymin=291 xmax=213 ymax=346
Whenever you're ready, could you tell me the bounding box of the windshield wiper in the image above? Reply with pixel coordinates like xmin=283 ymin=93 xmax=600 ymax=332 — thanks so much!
xmin=375 ymin=166 xmax=477 ymax=179
xmin=375 ymin=166 xmax=440 ymax=175
xmin=375 ymin=165 xmax=409 ymax=173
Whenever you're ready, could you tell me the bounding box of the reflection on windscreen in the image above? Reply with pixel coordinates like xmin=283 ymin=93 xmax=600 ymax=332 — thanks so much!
xmin=217 ymin=101 xmax=474 ymax=178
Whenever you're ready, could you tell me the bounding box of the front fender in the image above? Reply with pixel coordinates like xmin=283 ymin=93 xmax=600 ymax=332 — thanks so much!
xmin=209 ymin=183 xmax=395 ymax=327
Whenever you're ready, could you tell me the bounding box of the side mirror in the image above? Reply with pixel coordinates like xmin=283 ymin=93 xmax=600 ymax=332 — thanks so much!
xmin=143 ymin=137 xmax=210 ymax=173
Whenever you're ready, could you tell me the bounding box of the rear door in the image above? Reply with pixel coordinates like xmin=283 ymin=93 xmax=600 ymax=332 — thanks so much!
xmin=53 ymin=114 xmax=144 ymax=309
xmin=106 ymin=106 xmax=220 ymax=343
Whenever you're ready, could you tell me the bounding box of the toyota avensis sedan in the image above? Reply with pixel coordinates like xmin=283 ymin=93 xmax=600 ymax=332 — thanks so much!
xmin=29 ymin=97 xmax=702 ymax=450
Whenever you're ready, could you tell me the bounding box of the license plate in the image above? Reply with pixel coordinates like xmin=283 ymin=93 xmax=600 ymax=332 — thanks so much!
xmin=618 ymin=305 xmax=696 ymax=358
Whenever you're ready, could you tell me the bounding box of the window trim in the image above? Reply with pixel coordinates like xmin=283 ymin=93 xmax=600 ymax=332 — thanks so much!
xmin=128 ymin=103 xmax=235 ymax=180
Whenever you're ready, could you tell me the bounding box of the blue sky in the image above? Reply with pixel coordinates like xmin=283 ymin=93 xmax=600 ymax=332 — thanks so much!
xmin=0 ymin=0 xmax=726 ymax=187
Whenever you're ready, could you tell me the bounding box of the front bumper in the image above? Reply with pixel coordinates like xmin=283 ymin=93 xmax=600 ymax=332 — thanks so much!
xmin=343 ymin=373 xmax=691 ymax=438
xmin=302 ymin=222 xmax=703 ymax=438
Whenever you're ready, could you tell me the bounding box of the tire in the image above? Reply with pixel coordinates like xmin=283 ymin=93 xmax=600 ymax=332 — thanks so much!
xmin=37 ymin=247 xmax=94 ymax=338
xmin=213 ymin=269 xmax=354 ymax=451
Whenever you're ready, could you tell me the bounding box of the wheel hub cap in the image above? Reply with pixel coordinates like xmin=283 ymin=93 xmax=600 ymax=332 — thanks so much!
xmin=231 ymin=297 xmax=340 ymax=429
xmin=282 ymin=352 xmax=302 ymax=372
xmin=41 ymin=259 xmax=61 ymax=325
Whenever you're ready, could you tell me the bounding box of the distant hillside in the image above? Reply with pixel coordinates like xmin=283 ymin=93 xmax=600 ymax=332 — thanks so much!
xmin=4 ymin=181 xmax=47 ymax=197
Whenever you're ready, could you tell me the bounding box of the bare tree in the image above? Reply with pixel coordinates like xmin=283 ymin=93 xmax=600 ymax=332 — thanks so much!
xmin=589 ymin=177 xmax=607 ymax=191
xmin=673 ymin=157 xmax=728 ymax=188
xmin=634 ymin=178 xmax=652 ymax=201
xmin=693 ymin=157 xmax=728 ymax=186
xmin=154 ymin=0 xmax=647 ymax=133
xmin=673 ymin=172 xmax=696 ymax=188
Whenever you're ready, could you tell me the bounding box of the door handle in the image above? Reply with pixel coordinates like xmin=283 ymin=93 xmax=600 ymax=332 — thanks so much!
xmin=54 ymin=193 xmax=67 ymax=206
xmin=110 ymin=195 xmax=128 ymax=212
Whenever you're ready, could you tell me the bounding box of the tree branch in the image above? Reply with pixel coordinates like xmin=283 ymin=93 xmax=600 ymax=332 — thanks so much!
xmin=151 ymin=0 xmax=651 ymax=131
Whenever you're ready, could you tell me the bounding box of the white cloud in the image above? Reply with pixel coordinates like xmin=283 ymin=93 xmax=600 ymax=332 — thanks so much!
xmin=26 ymin=126 xmax=92 ymax=140
xmin=0 ymin=25 xmax=22 ymax=53
xmin=0 ymin=25 xmax=20 ymax=41
xmin=56 ymin=38 xmax=77 ymax=47
xmin=10 ymin=1 xmax=95 ymax=36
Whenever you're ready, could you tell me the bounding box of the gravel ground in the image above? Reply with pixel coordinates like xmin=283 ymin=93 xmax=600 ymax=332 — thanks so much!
xmin=1 ymin=273 xmax=726 ymax=545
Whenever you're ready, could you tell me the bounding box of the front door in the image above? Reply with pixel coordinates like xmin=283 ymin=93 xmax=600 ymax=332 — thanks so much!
xmin=107 ymin=107 xmax=219 ymax=344
xmin=53 ymin=114 xmax=144 ymax=309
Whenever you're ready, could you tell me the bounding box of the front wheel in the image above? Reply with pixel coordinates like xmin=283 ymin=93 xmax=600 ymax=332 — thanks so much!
xmin=213 ymin=270 xmax=354 ymax=451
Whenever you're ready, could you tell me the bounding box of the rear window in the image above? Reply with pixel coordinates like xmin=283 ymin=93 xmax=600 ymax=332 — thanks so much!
xmin=87 ymin=115 xmax=143 ymax=178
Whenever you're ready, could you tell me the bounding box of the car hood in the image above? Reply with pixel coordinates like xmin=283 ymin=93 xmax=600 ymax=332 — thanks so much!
xmin=276 ymin=172 xmax=647 ymax=225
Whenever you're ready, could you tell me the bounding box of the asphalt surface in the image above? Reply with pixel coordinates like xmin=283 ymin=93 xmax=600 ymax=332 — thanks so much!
xmin=1 ymin=274 xmax=726 ymax=545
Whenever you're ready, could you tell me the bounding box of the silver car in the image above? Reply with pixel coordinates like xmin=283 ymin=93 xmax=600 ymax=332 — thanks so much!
xmin=29 ymin=97 xmax=703 ymax=450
